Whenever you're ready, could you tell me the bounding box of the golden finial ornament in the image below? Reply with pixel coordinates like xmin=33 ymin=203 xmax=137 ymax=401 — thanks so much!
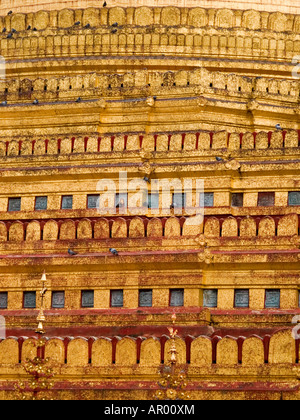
xmin=167 ymin=313 xmax=178 ymax=369
xmin=155 ymin=313 xmax=191 ymax=401
xmin=35 ymin=271 xmax=47 ymax=335
xmin=15 ymin=272 xmax=56 ymax=400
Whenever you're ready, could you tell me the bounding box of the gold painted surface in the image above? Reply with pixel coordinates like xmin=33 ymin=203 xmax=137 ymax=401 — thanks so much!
xmin=0 ymin=1 xmax=299 ymax=400
xmin=0 ymin=0 xmax=300 ymax=14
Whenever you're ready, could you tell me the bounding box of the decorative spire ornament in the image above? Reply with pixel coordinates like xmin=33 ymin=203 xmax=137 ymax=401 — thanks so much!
xmin=155 ymin=314 xmax=191 ymax=401
xmin=35 ymin=271 xmax=47 ymax=335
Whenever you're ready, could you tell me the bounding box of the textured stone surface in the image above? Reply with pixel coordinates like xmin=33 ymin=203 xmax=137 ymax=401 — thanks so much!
xmin=0 ymin=0 xmax=299 ymax=401
xmin=1 ymin=0 xmax=300 ymax=14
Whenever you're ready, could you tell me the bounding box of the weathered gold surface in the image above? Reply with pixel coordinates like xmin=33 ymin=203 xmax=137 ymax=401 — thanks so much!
xmin=1 ymin=0 xmax=300 ymax=14
xmin=0 ymin=0 xmax=300 ymax=400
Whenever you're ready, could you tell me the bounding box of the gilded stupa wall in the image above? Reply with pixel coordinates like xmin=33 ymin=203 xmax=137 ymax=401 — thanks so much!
xmin=0 ymin=0 xmax=300 ymax=401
